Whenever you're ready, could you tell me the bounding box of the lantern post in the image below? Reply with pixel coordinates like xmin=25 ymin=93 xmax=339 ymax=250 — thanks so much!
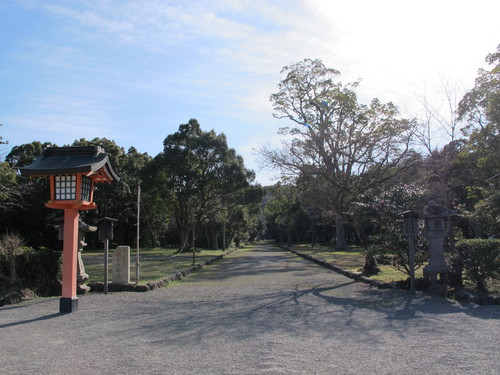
xmin=400 ymin=210 xmax=419 ymax=293
xmin=97 ymin=217 xmax=118 ymax=295
xmin=20 ymin=146 xmax=119 ymax=313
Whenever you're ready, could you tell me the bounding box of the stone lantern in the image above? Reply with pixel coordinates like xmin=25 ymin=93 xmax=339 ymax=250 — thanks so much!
xmin=421 ymin=200 xmax=456 ymax=284
xmin=20 ymin=145 xmax=119 ymax=313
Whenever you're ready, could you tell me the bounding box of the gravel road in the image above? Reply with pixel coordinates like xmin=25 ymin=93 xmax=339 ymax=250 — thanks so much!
xmin=1 ymin=244 xmax=499 ymax=374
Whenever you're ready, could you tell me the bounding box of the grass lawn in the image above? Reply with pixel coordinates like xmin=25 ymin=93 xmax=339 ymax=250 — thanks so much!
xmin=291 ymin=244 xmax=423 ymax=283
xmin=82 ymin=247 xmax=227 ymax=284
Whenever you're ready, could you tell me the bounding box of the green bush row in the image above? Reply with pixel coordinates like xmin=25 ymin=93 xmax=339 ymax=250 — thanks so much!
xmin=0 ymin=247 xmax=61 ymax=295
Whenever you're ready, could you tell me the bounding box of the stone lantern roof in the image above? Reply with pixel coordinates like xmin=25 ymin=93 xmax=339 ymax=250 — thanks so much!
xmin=20 ymin=145 xmax=120 ymax=183
xmin=421 ymin=200 xmax=456 ymax=218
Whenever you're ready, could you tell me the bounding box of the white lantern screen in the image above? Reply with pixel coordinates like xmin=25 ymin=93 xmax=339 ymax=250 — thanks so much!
xmin=81 ymin=176 xmax=92 ymax=201
xmin=55 ymin=175 xmax=77 ymax=200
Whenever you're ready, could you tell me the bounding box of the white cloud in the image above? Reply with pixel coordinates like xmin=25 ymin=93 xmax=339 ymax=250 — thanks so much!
xmin=310 ymin=0 xmax=499 ymax=105
xmin=6 ymin=0 xmax=499 ymax=182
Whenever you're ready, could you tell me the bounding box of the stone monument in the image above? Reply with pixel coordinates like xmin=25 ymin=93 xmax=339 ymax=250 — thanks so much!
xmin=113 ymin=246 xmax=130 ymax=285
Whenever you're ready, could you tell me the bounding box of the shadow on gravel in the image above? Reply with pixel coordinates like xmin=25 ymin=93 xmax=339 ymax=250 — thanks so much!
xmin=0 ymin=297 xmax=58 ymax=311
xmin=0 ymin=313 xmax=62 ymax=329
xmin=120 ymin=276 xmax=498 ymax=350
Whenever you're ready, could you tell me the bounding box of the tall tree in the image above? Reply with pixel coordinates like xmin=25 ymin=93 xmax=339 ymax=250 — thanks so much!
xmin=414 ymin=76 xmax=464 ymax=153
xmin=458 ymin=44 xmax=500 ymax=130
xmin=263 ymin=183 xmax=305 ymax=245
xmin=71 ymin=138 xmax=153 ymax=246
xmin=261 ymin=59 xmax=417 ymax=273
xmin=1 ymin=141 xmax=58 ymax=247
xmin=455 ymin=45 xmax=500 ymax=237
xmin=153 ymin=119 xmax=257 ymax=250
xmin=0 ymin=127 xmax=21 ymax=213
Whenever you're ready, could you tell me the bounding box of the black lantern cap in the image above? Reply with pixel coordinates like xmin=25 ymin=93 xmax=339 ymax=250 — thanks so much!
xmin=97 ymin=217 xmax=118 ymax=241
xmin=19 ymin=145 xmax=120 ymax=182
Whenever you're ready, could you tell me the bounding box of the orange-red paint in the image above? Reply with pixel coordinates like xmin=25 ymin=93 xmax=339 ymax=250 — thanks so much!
xmin=61 ymin=208 xmax=79 ymax=299
xmin=49 ymin=176 xmax=55 ymax=201
xmin=45 ymin=169 xmax=109 ymax=300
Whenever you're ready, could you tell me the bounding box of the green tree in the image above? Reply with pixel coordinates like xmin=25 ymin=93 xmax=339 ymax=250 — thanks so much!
xmin=458 ymin=44 xmax=499 ymax=130
xmin=6 ymin=141 xmax=55 ymax=168
xmin=219 ymin=184 xmax=264 ymax=248
xmin=263 ymin=183 xmax=310 ymax=245
xmin=0 ymin=161 xmax=19 ymax=211
xmin=456 ymin=45 xmax=500 ymax=238
xmin=1 ymin=141 xmax=56 ymax=247
xmin=153 ymin=119 xmax=257 ymax=250
xmin=262 ymin=59 xmax=417 ymax=273
xmin=71 ymin=138 xmax=153 ymax=246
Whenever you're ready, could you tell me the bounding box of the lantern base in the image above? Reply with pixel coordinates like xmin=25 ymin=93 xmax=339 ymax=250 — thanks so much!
xmin=46 ymin=200 xmax=97 ymax=211
xmin=60 ymin=297 xmax=78 ymax=313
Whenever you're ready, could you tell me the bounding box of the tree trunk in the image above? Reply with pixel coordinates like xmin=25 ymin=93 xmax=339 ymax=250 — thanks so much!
xmin=191 ymin=220 xmax=196 ymax=250
xmin=179 ymin=225 xmax=190 ymax=251
xmin=311 ymin=215 xmax=315 ymax=247
xmin=211 ymin=226 xmax=219 ymax=250
xmin=9 ymin=252 xmax=17 ymax=285
xmin=335 ymin=216 xmax=347 ymax=251
xmin=362 ymin=253 xmax=380 ymax=276
xmin=351 ymin=220 xmax=380 ymax=276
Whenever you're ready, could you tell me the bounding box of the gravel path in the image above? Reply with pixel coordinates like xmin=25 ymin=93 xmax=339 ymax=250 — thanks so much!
xmin=1 ymin=244 xmax=499 ymax=374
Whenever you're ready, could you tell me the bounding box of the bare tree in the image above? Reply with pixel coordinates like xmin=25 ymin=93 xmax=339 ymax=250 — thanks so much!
xmin=261 ymin=59 xmax=418 ymax=274
xmin=414 ymin=75 xmax=465 ymax=153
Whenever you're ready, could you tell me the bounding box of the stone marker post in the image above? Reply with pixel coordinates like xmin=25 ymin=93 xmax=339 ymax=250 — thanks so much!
xmin=113 ymin=246 xmax=130 ymax=285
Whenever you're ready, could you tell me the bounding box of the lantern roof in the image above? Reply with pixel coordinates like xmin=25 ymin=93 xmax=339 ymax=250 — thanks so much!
xmin=20 ymin=145 xmax=120 ymax=182
xmin=421 ymin=200 xmax=456 ymax=218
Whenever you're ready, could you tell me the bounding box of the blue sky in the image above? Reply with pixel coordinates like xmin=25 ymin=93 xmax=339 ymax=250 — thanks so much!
xmin=1 ymin=0 xmax=499 ymax=185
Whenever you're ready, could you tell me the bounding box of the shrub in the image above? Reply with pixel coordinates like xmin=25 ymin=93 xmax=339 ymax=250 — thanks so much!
xmin=370 ymin=225 xmax=429 ymax=276
xmin=456 ymin=239 xmax=500 ymax=289
xmin=19 ymin=247 xmax=61 ymax=286
xmin=0 ymin=232 xmax=26 ymax=285
xmin=0 ymin=243 xmax=61 ymax=296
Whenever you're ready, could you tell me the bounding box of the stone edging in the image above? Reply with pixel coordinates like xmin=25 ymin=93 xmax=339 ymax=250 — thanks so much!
xmin=284 ymin=246 xmax=500 ymax=306
xmin=88 ymin=249 xmax=236 ymax=293
xmin=285 ymin=247 xmax=393 ymax=289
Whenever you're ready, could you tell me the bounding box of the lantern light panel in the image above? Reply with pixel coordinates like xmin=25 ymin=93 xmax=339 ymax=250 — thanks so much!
xmin=55 ymin=175 xmax=77 ymax=200
xmin=81 ymin=176 xmax=92 ymax=202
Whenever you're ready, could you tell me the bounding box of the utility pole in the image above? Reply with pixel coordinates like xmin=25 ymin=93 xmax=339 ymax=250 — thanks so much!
xmin=135 ymin=183 xmax=140 ymax=285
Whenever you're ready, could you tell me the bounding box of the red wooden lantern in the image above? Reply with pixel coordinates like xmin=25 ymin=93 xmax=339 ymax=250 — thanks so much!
xmin=21 ymin=145 xmax=119 ymax=313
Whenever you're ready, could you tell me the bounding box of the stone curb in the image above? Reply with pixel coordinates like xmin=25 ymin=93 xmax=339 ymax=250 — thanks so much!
xmin=88 ymin=249 xmax=236 ymax=294
xmin=285 ymin=247 xmax=394 ymax=290
xmin=284 ymin=246 xmax=500 ymax=306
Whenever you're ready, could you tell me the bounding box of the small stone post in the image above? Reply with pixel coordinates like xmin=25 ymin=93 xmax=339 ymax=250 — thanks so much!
xmin=113 ymin=246 xmax=130 ymax=285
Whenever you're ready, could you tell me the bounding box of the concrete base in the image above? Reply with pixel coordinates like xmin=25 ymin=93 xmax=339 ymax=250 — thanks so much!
xmin=423 ymin=265 xmax=450 ymax=283
xmin=426 ymin=282 xmax=448 ymax=297
xmin=60 ymin=297 xmax=78 ymax=313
